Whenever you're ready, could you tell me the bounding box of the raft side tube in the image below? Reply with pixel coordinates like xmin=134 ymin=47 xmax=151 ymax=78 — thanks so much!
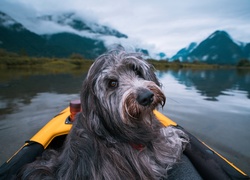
xmin=0 ymin=141 xmax=44 ymax=180
xmin=30 ymin=107 xmax=72 ymax=148
xmin=0 ymin=107 xmax=72 ymax=179
xmin=181 ymin=126 xmax=249 ymax=180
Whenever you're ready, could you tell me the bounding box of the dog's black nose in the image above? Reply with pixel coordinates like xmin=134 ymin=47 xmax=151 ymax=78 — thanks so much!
xmin=136 ymin=89 xmax=154 ymax=106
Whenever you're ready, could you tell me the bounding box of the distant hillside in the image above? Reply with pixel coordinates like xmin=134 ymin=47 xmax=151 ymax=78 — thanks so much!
xmin=171 ymin=30 xmax=250 ymax=65
xmin=0 ymin=12 xmax=47 ymax=56
xmin=42 ymin=33 xmax=106 ymax=58
xmin=0 ymin=11 xmax=127 ymax=59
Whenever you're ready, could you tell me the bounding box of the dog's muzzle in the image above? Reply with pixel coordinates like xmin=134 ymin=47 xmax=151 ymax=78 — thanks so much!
xmin=122 ymin=81 xmax=165 ymax=122
xmin=136 ymin=89 xmax=154 ymax=106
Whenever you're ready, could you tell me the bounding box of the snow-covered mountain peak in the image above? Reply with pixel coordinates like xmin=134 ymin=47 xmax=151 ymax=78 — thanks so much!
xmin=37 ymin=12 xmax=77 ymax=26
xmin=207 ymin=30 xmax=231 ymax=40
xmin=185 ymin=42 xmax=197 ymax=53
xmin=171 ymin=30 xmax=250 ymax=65
xmin=37 ymin=12 xmax=128 ymax=38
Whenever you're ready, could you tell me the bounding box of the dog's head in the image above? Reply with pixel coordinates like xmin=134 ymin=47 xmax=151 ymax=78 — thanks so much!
xmin=81 ymin=48 xmax=165 ymax=139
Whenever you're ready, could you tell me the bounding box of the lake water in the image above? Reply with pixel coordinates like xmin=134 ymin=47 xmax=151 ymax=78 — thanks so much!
xmin=0 ymin=68 xmax=249 ymax=175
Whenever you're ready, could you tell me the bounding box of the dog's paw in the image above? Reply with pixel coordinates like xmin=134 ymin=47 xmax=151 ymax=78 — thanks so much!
xmin=161 ymin=126 xmax=189 ymax=151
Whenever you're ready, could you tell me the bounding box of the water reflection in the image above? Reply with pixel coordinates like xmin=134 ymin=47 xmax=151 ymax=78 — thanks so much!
xmin=158 ymin=69 xmax=250 ymax=101
xmin=0 ymin=69 xmax=87 ymax=165
xmin=0 ymin=69 xmax=87 ymax=115
xmin=157 ymin=68 xmax=250 ymax=175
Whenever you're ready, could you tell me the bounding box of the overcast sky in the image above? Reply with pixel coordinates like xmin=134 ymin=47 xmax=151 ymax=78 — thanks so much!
xmin=1 ymin=0 xmax=250 ymax=57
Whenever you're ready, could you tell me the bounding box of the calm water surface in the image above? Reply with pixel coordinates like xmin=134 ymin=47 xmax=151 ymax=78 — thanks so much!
xmin=0 ymin=68 xmax=250 ymax=175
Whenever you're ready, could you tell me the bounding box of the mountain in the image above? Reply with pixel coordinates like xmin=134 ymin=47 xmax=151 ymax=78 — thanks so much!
xmin=171 ymin=42 xmax=197 ymax=61
xmin=0 ymin=11 xmax=127 ymax=58
xmin=0 ymin=11 xmax=47 ymax=56
xmin=171 ymin=30 xmax=250 ymax=65
xmin=38 ymin=13 xmax=128 ymax=38
xmin=243 ymin=43 xmax=250 ymax=58
xmin=42 ymin=33 xmax=106 ymax=58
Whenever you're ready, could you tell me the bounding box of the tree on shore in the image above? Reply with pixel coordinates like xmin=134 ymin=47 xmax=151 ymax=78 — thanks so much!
xmin=237 ymin=59 xmax=250 ymax=67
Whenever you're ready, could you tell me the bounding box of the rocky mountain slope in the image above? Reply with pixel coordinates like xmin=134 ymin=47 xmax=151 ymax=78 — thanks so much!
xmin=171 ymin=30 xmax=250 ymax=65
xmin=0 ymin=11 xmax=127 ymax=58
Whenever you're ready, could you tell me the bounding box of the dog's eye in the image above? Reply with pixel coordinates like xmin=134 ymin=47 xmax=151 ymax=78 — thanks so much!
xmin=108 ymin=80 xmax=118 ymax=88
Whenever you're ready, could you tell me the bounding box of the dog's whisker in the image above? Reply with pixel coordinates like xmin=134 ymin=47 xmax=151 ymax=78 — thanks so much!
xmin=124 ymin=103 xmax=138 ymax=120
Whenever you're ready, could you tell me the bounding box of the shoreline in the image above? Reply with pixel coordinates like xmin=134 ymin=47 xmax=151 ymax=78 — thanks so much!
xmin=1 ymin=57 xmax=250 ymax=70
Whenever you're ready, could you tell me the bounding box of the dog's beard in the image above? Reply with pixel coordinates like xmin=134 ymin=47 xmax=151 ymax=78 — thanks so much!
xmin=122 ymin=82 xmax=165 ymax=125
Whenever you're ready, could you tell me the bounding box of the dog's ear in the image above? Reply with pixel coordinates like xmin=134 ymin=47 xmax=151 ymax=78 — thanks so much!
xmin=124 ymin=54 xmax=161 ymax=87
xmin=143 ymin=63 xmax=161 ymax=87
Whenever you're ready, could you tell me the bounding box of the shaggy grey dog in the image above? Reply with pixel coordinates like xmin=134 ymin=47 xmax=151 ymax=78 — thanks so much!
xmin=18 ymin=48 xmax=188 ymax=180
